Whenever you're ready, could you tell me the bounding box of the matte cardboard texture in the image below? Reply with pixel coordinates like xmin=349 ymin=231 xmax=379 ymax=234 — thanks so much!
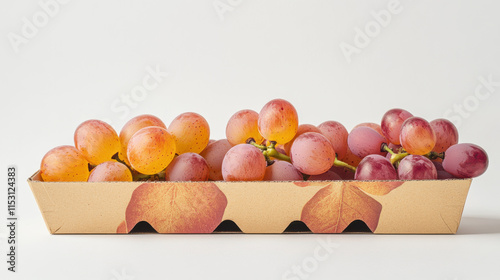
xmin=28 ymin=171 xmax=471 ymax=234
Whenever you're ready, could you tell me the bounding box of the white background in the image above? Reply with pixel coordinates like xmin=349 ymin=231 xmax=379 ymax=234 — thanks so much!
xmin=1 ymin=0 xmax=500 ymax=279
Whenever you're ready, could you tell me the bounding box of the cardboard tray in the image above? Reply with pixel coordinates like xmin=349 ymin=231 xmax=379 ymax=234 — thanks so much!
xmin=27 ymin=171 xmax=471 ymax=234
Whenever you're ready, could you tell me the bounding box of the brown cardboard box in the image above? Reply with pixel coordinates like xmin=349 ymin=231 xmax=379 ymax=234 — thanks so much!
xmin=28 ymin=171 xmax=471 ymax=234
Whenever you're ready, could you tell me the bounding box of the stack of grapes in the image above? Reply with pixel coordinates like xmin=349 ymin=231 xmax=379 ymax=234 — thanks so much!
xmin=40 ymin=99 xmax=488 ymax=182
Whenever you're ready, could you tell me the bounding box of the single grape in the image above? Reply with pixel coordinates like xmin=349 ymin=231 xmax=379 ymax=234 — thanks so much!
xmin=222 ymin=144 xmax=267 ymax=181
xmin=398 ymin=155 xmax=437 ymax=180
xmin=353 ymin=122 xmax=385 ymax=138
xmin=258 ymin=99 xmax=299 ymax=144
xmin=119 ymin=114 xmax=166 ymax=165
xmin=430 ymin=119 xmax=459 ymax=153
xmin=283 ymin=124 xmax=322 ymax=155
xmin=40 ymin=145 xmax=90 ymax=182
xmin=400 ymin=117 xmax=436 ymax=155
xmin=290 ymin=132 xmax=335 ymax=175
xmin=127 ymin=127 xmax=176 ymax=175
xmin=226 ymin=109 xmax=264 ymax=146
xmin=308 ymin=170 xmax=342 ymax=181
xmin=355 ymin=155 xmax=398 ymax=180
xmin=88 ymin=161 xmax=132 ymax=182
xmin=200 ymin=139 xmax=233 ymax=181
xmin=263 ymin=160 xmax=303 ymax=181
xmin=165 ymin=153 xmax=210 ymax=181
xmin=442 ymin=143 xmax=488 ymax=178
xmin=318 ymin=121 xmax=349 ymax=159
xmin=168 ymin=112 xmax=210 ymax=154
xmin=348 ymin=127 xmax=387 ymax=158
xmin=381 ymin=108 xmax=413 ymax=145
xmin=74 ymin=120 xmax=120 ymax=166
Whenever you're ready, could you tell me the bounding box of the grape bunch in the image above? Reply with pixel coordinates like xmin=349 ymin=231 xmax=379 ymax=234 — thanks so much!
xmin=40 ymin=99 xmax=488 ymax=183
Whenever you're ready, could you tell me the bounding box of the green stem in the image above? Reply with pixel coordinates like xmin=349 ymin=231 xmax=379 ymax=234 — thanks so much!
xmin=334 ymin=158 xmax=356 ymax=172
xmin=247 ymin=138 xmax=267 ymax=150
xmin=266 ymin=148 xmax=291 ymax=162
xmin=424 ymin=151 xmax=445 ymax=160
xmin=390 ymin=152 xmax=409 ymax=165
xmin=381 ymin=143 xmax=396 ymax=155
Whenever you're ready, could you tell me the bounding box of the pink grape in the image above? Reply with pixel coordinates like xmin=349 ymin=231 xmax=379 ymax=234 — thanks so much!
xmin=348 ymin=127 xmax=387 ymax=158
xmin=222 ymin=144 xmax=266 ymax=181
xmin=308 ymin=171 xmax=342 ymax=181
xmin=330 ymin=166 xmax=355 ymax=180
xmin=399 ymin=117 xmax=436 ymax=155
xmin=355 ymin=155 xmax=398 ymax=180
xmin=381 ymin=108 xmax=413 ymax=145
xmin=290 ymin=132 xmax=335 ymax=175
xmin=318 ymin=121 xmax=348 ymax=159
xmin=442 ymin=143 xmax=488 ymax=178
xmin=353 ymin=122 xmax=385 ymax=138
xmin=283 ymin=124 xmax=322 ymax=155
xmin=88 ymin=161 xmax=132 ymax=182
xmin=398 ymin=155 xmax=437 ymax=180
xmin=200 ymin=139 xmax=233 ymax=181
xmin=430 ymin=119 xmax=459 ymax=153
xmin=165 ymin=153 xmax=210 ymax=181
xmin=263 ymin=160 xmax=303 ymax=181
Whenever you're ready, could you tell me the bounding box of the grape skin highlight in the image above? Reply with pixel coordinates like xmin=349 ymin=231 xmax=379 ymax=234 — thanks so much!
xmin=398 ymin=155 xmax=437 ymax=180
xmin=355 ymin=155 xmax=398 ymax=180
xmin=318 ymin=121 xmax=349 ymax=159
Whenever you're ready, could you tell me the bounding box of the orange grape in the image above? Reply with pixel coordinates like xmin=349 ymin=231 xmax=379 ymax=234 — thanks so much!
xmin=41 ymin=145 xmax=90 ymax=182
xmin=258 ymin=99 xmax=298 ymax=144
xmin=88 ymin=161 xmax=132 ymax=182
xmin=119 ymin=114 xmax=166 ymax=165
xmin=127 ymin=127 xmax=176 ymax=175
xmin=283 ymin=124 xmax=321 ymax=155
xmin=74 ymin=120 xmax=120 ymax=165
xmin=226 ymin=109 xmax=264 ymax=146
xmin=168 ymin=112 xmax=210 ymax=154
xmin=400 ymin=117 xmax=436 ymax=155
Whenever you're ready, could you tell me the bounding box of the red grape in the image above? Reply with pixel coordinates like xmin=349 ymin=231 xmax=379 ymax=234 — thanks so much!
xmin=222 ymin=144 xmax=266 ymax=181
xmin=355 ymin=155 xmax=398 ymax=180
xmin=263 ymin=160 xmax=303 ymax=181
xmin=400 ymin=117 xmax=436 ymax=155
xmin=348 ymin=127 xmax=387 ymax=158
xmin=318 ymin=121 xmax=348 ymax=159
xmin=442 ymin=143 xmax=488 ymax=178
xmin=381 ymin=108 xmax=413 ymax=145
xmin=430 ymin=119 xmax=459 ymax=153
xmin=308 ymin=170 xmax=342 ymax=181
xmin=398 ymin=155 xmax=437 ymax=180
xmin=290 ymin=132 xmax=335 ymax=175
xmin=88 ymin=161 xmax=132 ymax=182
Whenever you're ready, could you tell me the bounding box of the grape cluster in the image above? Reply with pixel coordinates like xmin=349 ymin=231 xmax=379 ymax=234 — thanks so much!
xmin=40 ymin=99 xmax=488 ymax=182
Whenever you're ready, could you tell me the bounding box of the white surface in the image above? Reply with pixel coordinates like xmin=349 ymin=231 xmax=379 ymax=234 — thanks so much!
xmin=1 ymin=0 xmax=499 ymax=279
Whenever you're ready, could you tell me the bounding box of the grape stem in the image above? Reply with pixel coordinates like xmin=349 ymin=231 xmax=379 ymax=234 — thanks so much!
xmin=334 ymin=157 xmax=357 ymax=172
xmin=381 ymin=143 xmax=396 ymax=155
xmin=390 ymin=152 xmax=409 ymax=165
xmin=247 ymin=139 xmax=291 ymax=164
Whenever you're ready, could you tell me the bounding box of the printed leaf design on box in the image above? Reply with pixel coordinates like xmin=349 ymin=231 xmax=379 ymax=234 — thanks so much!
xmin=349 ymin=181 xmax=404 ymax=196
xmin=120 ymin=182 xmax=227 ymax=233
xmin=301 ymin=183 xmax=382 ymax=233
